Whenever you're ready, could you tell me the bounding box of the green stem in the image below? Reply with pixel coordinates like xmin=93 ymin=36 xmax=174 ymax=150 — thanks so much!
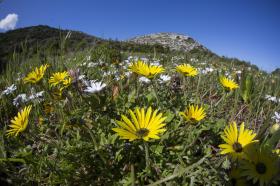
xmin=0 ymin=158 xmax=26 ymax=164
xmin=183 ymin=76 xmax=187 ymax=99
xmin=131 ymin=163 xmax=135 ymax=186
xmin=136 ymin=75 xmax=139 ymax=101
xmin=230 ymin=90 xmax=239 ymax=120
xmin=214 ymin=93 xmax=226 ymax=107
xmin=144 ymin=142 xmax=150 ymax=171
xmin=151 ymin=79 xmax=159 ymax=105
xmin=195 ymin=74 xmax=201 ymax=103
xmin=146 ymin=155 xmax=208 ymax=186
xmin=85 ymin=126 xmax=107 ymax=164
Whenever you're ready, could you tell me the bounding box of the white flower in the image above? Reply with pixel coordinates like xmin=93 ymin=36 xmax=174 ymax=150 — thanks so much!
xmin=29 ymin=91 xmax=44 ymax=101
xmin=87 ymin=62 xmax=96 ymax=68
xmin=206 ymin=67 xmax=214 ymax=72
xmin=124 ymin=71 xmax=132 ymax=77
xmin=78 ymin=75 xmax=86 ymax=80
xmin=265 ymin=95 xmax=271 ymax=99
xmin=159 ymin=75 xmax=171 ymax=82
xmin=272 ymin=112 xmax=280 ymax=123
xmin=190 ymin=58 xmax=198 ymax=62
xmin=15 ymin=72 xmax=24 ymax=81
xmin=84 ymin=81 xmax=106 ymax=93
xmin=139 ymin=77 xmax=151 ymax=83
xmin=201 ymin=67 xmax=214 ymax=74
xmin=103 ymin=71 xmax=114 ymax=77
xmin=1 ymin=84 xmax=17 ymax=96
xmin=98 ymin=59 xmax=105 ymax=65
xmin=115 ymin=71 xmax=130 ymax=81
xmin=265 ymin=95 xmax=278 ymax=103
xmin=86 ymin=55 xmax=91 ymax=61
xmin=236 ymin=70 xmax=242 ymax=74
xmin=128 ymin=56 xmax=134 ymax=60
xmin=80 ymin=62 xmax=87 ymax=66
xmin=13 ymin=94 xmax=28 ymax=106
xmin=151 ymin=60 xmax=160 ymax=66
xmin=140 ymin=57 xmax=148 ymax=62
xmin=124 ymin=59 xmax=129 ymax=63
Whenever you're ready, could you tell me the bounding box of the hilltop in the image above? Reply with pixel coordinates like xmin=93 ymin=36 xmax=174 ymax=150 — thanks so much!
xmin=0 ymin=25 xmax=258 ymax=73
xmin=0 ymin=25 xmax=171 ymax=72
xmin=128 ymin=32 xmax=208 ymax=52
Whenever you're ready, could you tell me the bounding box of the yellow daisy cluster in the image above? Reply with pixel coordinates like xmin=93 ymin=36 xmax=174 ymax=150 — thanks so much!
xmin=23 ymin=64 xmax=49 ymax=84
xmin=114 ymin=63 xmax=207 ymax=141
xmin=229 ymin=168 xmax=247 ymax=186
xmin=241 ymin=145 xmax=279 ymax=186
xmin=219 ymin=122 xmax=279 ymax=185
xmin=129 ymin=60 xmax=165 ymax=79
xmin=127 ymin=60 xmax=239 ymax=94
xmin=9 ymin=57 xmax=271 ymax=186
xmin=219 ymin=122 xmax=258 ymax=160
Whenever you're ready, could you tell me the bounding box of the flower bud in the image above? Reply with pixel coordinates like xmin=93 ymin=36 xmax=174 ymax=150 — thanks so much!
xmin=270 ymin=123 xmax=280 ymax=134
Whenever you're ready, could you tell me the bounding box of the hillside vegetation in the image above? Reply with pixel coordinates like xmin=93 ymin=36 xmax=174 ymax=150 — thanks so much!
xmin=0 ymin=26 xmax=279 ymax=185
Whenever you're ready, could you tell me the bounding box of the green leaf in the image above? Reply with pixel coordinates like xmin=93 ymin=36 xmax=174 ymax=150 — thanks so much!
xmin=265 ymin=129 xmax=280 ymax=148
xmin=165 ymin=110 xmax=175 ymax=123
xmin=128 ymin=89 xmax=136 ymax=103
xmin=221 ymin=158 xmax=231 ymax=170
xmin=145 ymin=92 xmax=156 ymax=103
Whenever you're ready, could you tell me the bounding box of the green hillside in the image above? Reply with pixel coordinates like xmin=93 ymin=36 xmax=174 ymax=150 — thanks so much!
xmin=0 ymin=25 xmax=259 ymax=74
xmin=0 ymin=25 xmax=171 ymax=73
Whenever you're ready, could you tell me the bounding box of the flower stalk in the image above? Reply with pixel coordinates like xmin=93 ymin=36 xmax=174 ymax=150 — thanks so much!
xmin=151 ymin=79 xmax=159 ymax=105
xmin=144 ymin=142 xmax=151 ymax=171
xmin=130 ymin=163 xmax=135 ymax=186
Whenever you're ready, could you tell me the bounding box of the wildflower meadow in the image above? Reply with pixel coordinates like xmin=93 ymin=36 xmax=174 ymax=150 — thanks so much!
xmin=0 ymin=41 xmax=279 ymax=185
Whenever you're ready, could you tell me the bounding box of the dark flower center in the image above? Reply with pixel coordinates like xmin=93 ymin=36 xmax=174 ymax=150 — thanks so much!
xmin=230 ymin=178 xmax=237 ymax=186
xmin=232 ymin=142 xmax=243 ymax=153
xmin=256 ymin=162 xmax=266 ymax=174
xmin=136 ymin=128 xmax=149 ymax=138
xmin=190 ymin=117 xmax=198 ymax=122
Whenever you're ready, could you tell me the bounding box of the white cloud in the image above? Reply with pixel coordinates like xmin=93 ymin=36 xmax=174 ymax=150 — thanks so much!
xmin=0 ymin=13 xmax=18 ymax=30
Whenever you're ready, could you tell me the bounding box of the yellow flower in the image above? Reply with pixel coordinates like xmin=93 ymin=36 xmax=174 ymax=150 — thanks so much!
xmin=49 ymin=71 xmax=70 ymax=87
xmin=112 ymin=107 xmax=167 ymax=141
xmin=62 ymin=77 xmax=72 ymax=88
xmin=37 ymin=116 xmax=44 ymax=125
xmin=23 ymin=64 xmax=49 ymax=84
xmin=6 ymin=105 xmax=32 ymax=137
xmin=219 ymin=76 xmax=239 ymax=91
xmin=241 ymin=146 xmax=279 ymax=186
xmin=176 ymin=64 xmax=198 ymax=77
xmin=272 ymin=149 xmax=280 ymax=156
xmin=43 ymin=103 xmax=54 ymax=114
xmin=52 ymin=87 xmax=64 ymax=100
xmin=229 ymin=167 xmax=247 ymax=186
xmin=219 ymin=122 xmax=258 ymax=160
xmin=179 ymin=105 xmax=206 ymax=123
xmin=129 ymin=60 xmax=164 ymax=79
xmin=270 ymin=123 xmax=279 ymax=134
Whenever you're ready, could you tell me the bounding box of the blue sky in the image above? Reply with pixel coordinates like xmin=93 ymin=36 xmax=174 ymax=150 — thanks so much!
xmin=1 ymin=0 xmax=280 ymax=72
